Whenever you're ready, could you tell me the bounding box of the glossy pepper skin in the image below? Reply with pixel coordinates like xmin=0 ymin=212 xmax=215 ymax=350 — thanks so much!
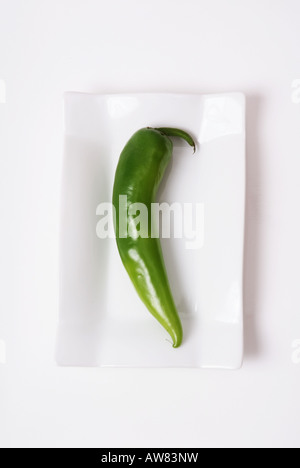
xmin=113 ymin=127 xmax=196 ymax=348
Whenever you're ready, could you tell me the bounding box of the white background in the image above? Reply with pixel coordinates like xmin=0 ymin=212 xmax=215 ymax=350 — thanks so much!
xmin=0 ymin=0 xmax=300 ymax=448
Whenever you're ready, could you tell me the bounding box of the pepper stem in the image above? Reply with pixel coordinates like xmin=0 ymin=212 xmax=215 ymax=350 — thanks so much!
xmin=155 ymin=127 xmax=196 ymax=154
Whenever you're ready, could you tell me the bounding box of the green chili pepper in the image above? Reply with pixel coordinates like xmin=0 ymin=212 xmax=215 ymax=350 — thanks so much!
xmin=113 ymin=127 xmax=196 ymax=348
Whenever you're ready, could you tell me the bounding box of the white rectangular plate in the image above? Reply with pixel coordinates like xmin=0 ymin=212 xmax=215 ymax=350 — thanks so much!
xmin=56 ymin=92 xmax=245 ymax=369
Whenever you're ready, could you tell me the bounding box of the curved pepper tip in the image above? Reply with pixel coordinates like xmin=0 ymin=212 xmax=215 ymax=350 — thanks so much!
xmin=172 ymin=341 xmax=182 ymax=349
xmin=172 ymin=342 xmax=181 ymax=349
xmin=170 ymin=330 xmax=183 ymax=349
